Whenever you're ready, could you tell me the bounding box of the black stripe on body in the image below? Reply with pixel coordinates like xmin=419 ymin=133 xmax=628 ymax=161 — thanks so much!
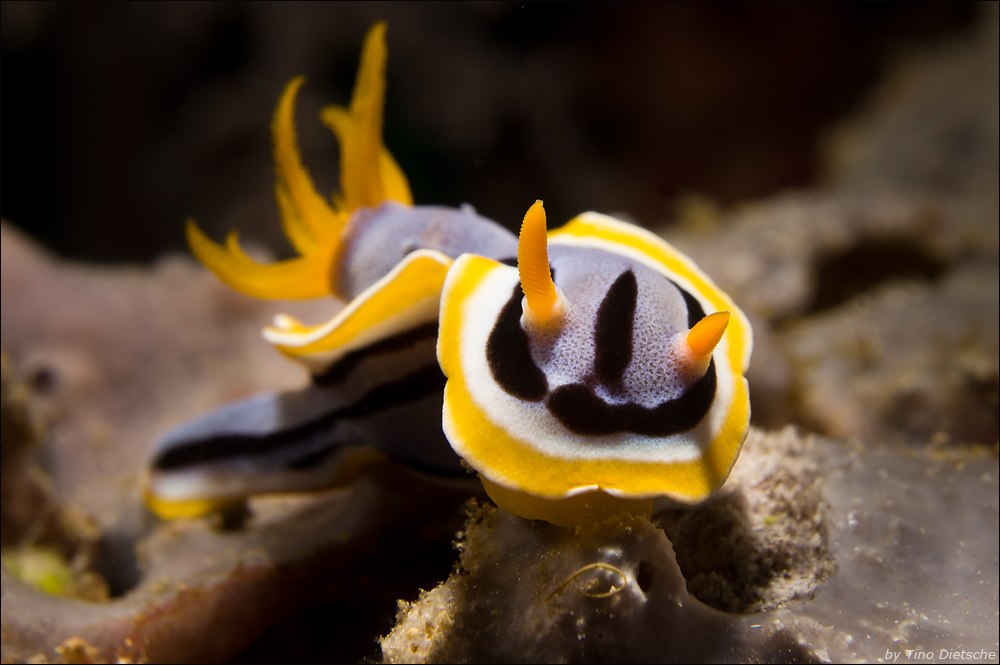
xmin=593 ymin=270 xmax=637 ymax=385
xmin=313 ymin=322 xmax=439 ymax=385
xmin=677 ymin=283 xmax=706 ymax=328
xmin=486 ymin=284 xmax=548 ymax=401
xmin=152 ymin=364 xmax=446 ymax=472
xmin=547 ymin=359 xmax=717 ymax=436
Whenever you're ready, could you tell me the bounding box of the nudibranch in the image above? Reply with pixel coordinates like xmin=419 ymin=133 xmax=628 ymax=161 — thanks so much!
xmin=145 ymin=23 xmax=752 ymax=526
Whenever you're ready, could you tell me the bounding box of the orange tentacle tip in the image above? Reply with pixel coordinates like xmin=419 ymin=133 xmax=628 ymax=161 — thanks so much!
xmin=517 ymin=200 xmax=566 ymax=328
xmin=687 ymin=311 xmax=730 ymax=359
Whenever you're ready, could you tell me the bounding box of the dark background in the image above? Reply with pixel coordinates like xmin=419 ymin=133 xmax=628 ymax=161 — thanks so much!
xmin=1 ymin=2 xmax=978 ymax=263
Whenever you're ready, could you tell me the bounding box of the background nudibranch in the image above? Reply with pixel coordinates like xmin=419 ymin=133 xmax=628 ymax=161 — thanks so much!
xmin=145 ymin=22 xmax=752 ymax=526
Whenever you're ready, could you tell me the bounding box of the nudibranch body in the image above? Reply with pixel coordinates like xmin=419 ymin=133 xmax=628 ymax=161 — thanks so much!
xmin=146 ymin=23 xmax=752 ymax=526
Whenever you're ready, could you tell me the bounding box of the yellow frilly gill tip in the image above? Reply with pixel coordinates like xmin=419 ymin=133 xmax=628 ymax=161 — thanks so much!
xmin=185 ymin=21 xmax=411 ymax=301
xmin=517 ymin=200 xmax=565 ymax=327
xmin=320 ymin=22 xmax=412 ymax=212
xmin=687 ymin=311 xmax=730 ymax=358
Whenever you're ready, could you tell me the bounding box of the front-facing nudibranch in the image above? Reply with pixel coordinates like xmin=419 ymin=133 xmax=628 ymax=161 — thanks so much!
xmin=144 ymin=22 xmax=752 ymax=527
xmin=438 ymin=201 xmax=751 ymax=526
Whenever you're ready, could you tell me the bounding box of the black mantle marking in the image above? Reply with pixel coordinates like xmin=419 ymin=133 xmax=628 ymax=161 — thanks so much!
xmin=486 ymin=283 xmax=548 ymax=402
xmin=547 ymin=359 xmax=716 ymax=436
xmin=593 ymin=270 xmax=637 ymax=386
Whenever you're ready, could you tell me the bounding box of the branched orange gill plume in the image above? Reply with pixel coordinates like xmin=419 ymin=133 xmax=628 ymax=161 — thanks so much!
xmin=186 ymin=22 xmax=412 ymax=300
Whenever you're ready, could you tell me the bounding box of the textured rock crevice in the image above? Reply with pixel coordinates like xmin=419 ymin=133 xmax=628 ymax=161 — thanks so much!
xmin=381 ymin=429 xmax=997 ymax=664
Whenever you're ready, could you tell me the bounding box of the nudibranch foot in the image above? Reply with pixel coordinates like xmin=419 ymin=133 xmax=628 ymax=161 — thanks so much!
xmin=146 ymin=370 xmax=465 ymax=519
